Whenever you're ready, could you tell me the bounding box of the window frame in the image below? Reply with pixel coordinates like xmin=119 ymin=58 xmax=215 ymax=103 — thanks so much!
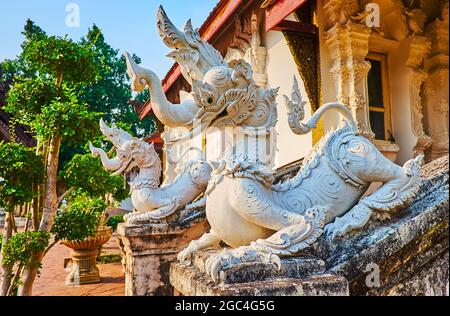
xmin=366 ymin=52 xmax=393 ymax=142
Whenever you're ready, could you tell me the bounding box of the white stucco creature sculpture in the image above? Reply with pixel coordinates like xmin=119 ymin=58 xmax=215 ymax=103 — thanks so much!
xmin=121 ymin=6 xmax=423 ymax=282
xmin=89 ymin=119 xmax=212 ymax=223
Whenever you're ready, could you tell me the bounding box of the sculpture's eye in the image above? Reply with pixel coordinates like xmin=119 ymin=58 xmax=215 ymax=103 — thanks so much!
xmin=207 ymin=97 xmax=213 ymax=104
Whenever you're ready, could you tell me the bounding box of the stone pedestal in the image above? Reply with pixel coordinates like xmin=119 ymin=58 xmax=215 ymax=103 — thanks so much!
xmin=66 ymin=248 xmax=100 ymax=286
xmin=117 ymin=211 xmax=209 ymax=296
xmin=63 ymin=226 xmax=113 ymax=286
xmin=170 ymin=252 xmax=349 ymax=296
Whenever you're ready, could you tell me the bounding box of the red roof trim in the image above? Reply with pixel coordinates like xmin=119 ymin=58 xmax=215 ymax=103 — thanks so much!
xmin=145 ymin=132 xmax=164 ymax=145
xmin=161 ymin=66 xmax=182 ymax=95
xmin=139 ymin=100 xmax=154 ymax=120
xmin=265 ymin=0 xmax=308 ymax=32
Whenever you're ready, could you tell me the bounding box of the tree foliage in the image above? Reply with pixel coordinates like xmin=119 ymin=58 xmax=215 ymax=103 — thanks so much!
xmin=0 ymin=142 xmax=44 ymax=210
xmin=60 ymin=153 xmax=128 ymax=202
xmin=0 ymin=19 xmax=158 ymax=295
xmin=106 ymin=215 xmax=125 ymax=231
xmin=6 ymin=81 xmax=100 ymax=145
xmin=2 ymin=232 xmax=50 ymax=269
xmin=22 ymin=35 xmax=98 ymax=85
xmin=79 ymin=25 xmax=155 ymax=138
xmin=0 ymin=20 xmax=151 ymax=295
xmin=51 ymin=195 xmax=106 ymax=242
xmin=5 ymin=23 xmax=101 ymax=145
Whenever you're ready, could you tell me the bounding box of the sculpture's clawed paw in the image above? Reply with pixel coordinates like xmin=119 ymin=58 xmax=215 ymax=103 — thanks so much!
xmin=204 ymin=246 xmax=281 ymax=283
xmin=177 ymin=245 xmax=196 ymax=265
xmin=324 ymin=220 xmax=352 ymax=242
xmin=324 ymin=204 xmax=373 ymax=242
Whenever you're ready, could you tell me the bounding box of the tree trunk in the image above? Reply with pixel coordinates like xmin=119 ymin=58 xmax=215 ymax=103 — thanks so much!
xmin=1 ymin=208 xmax=14 ymax=296
xmin=7 ymin=264 xmax=23 ymax=296
xmin=32 ymin=184 xmax=40 ymax=231
xmin=18 ymin=134 xmax=61 ymax=296
xmin=11 ymin=215 xmax=17 ymax=234
xmin=17 ymin=252 xmax=43 ymax=296
xmin=39 ymin=135 xmax=61 ymax=232
xmin=33 ymin=140 xmax=43 ymax=232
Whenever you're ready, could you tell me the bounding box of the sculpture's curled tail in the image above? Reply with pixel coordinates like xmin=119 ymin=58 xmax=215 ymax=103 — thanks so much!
xmin=283 ymin=77 xmax=356 ymax=135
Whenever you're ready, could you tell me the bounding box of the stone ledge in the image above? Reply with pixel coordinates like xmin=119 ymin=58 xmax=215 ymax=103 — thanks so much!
xmin=170 ymin=262 xmax=349 ymax=296
xmin=191 ymin=250 xmax=326 ymax=285
xmin=117 ymin=213 xmax=209 ymax=254
xmin=117 ymin=209 xmax=210 ymax=296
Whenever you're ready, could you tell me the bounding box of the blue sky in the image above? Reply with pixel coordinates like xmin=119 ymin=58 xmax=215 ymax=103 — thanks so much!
xmin=0 ymin=0 xmax=218 ymax=78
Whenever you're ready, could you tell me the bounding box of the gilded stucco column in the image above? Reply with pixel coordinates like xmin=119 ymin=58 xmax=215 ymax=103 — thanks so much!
xmin=325 ymin=22 xmax=374 ymax=139
xmin=423 ymin=3 xmax=449 ymax=161
xmin=346 ymin=22 xmax=374 ymax=139
xmin=404 ymin=36 xmax=433 ymax=157
xmin=325 ymin=25 xmax=349 ymax=108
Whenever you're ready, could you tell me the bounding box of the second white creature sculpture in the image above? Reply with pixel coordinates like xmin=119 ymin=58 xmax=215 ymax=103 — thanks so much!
xmin=89 ymin=119 xmax=212 ymax=223
xmin=92 ymin=6 xmax=423 ymax=282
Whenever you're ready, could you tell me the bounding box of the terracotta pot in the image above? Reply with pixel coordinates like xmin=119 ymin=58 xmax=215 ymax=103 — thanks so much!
xmin=62 ymin=226 xmax=113 ymax=286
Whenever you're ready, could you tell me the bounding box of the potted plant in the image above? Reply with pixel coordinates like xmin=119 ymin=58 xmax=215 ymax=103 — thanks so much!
xmin=51 ymin=153 xmax=129 ymax=286
xmin=52 ymin=194 xmax=112 ymax=285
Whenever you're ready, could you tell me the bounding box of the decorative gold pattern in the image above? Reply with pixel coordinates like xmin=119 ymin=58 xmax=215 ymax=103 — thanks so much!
xmin=282 ymin=2 xmax=324 ymax=144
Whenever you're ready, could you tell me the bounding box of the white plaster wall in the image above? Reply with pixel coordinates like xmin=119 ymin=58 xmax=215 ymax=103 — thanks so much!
xmin=389 ymin=38 xmax=419 ymax=165
xmin=264 ymin=29 xmax=313 ymax=168
xmin=164 ymin=126 xmax=203 ymax=182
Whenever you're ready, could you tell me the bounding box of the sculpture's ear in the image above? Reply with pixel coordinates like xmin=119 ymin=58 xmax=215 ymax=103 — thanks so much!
xmin=230 ymin=59 xmax=253 ymax=83
xmin=130 ymin=141 xmax=140 ymax=150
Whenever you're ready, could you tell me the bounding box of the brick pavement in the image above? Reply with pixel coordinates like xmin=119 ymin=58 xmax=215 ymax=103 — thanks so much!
xmin=1 ymin=227 xmax=125 ymax=296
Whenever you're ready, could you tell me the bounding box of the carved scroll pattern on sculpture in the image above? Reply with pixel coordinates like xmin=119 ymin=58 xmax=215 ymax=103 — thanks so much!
xmin=251 ymin=206 xmax=328 ymax=256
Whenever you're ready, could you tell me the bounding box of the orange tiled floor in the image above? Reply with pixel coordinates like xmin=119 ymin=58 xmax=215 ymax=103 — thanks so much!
xmin=1 ymin=228 xmax=125 ymax=296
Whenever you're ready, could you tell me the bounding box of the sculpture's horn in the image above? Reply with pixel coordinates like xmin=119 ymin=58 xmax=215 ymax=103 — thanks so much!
xmin=184 ymin=19 xmax=194 ymax=33
xmin=99 ymin=118 xmax=112 ymax=137
xmin=99 ymin=118 xmax=133 ymax=148
xmin=156 ymin=5 xmax=187 ymax=50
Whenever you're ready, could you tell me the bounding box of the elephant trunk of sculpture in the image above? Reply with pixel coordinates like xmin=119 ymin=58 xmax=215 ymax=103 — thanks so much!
xmin=89 ymin=143 xmax=124 ymax=173
xmin=124 ymin=52 xmax=200 ymax=128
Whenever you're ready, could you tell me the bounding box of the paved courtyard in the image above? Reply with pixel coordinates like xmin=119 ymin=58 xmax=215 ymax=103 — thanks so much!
xmin=1 ymin=225 xmax=125 ymax=296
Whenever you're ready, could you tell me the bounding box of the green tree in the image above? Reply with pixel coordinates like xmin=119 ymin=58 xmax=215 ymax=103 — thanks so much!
xmin=59 ymin=153 xmax=129 ymax=203
xmin=2 ymin=20 xmax=153 ymax=296
xmin=59 ymin=25 xmax=154 ymax=169
xmin=0 ymin=142 xmax=44 ymax=296
xmin=4 ymin=23 xmax=101 ymax=296
xmin=79 ymin=25 xmax=155 ymax=137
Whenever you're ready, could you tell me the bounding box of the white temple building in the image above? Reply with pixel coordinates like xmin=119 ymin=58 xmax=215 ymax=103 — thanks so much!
xmin=135 ymin=0 xmax=448 ymax=180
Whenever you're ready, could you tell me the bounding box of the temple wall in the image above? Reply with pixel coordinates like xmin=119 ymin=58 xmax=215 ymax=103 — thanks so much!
xmin=160 ymin=0 xmax=448 ymax=173
xmin=264 ymin=27 xmax=313 ymax=168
